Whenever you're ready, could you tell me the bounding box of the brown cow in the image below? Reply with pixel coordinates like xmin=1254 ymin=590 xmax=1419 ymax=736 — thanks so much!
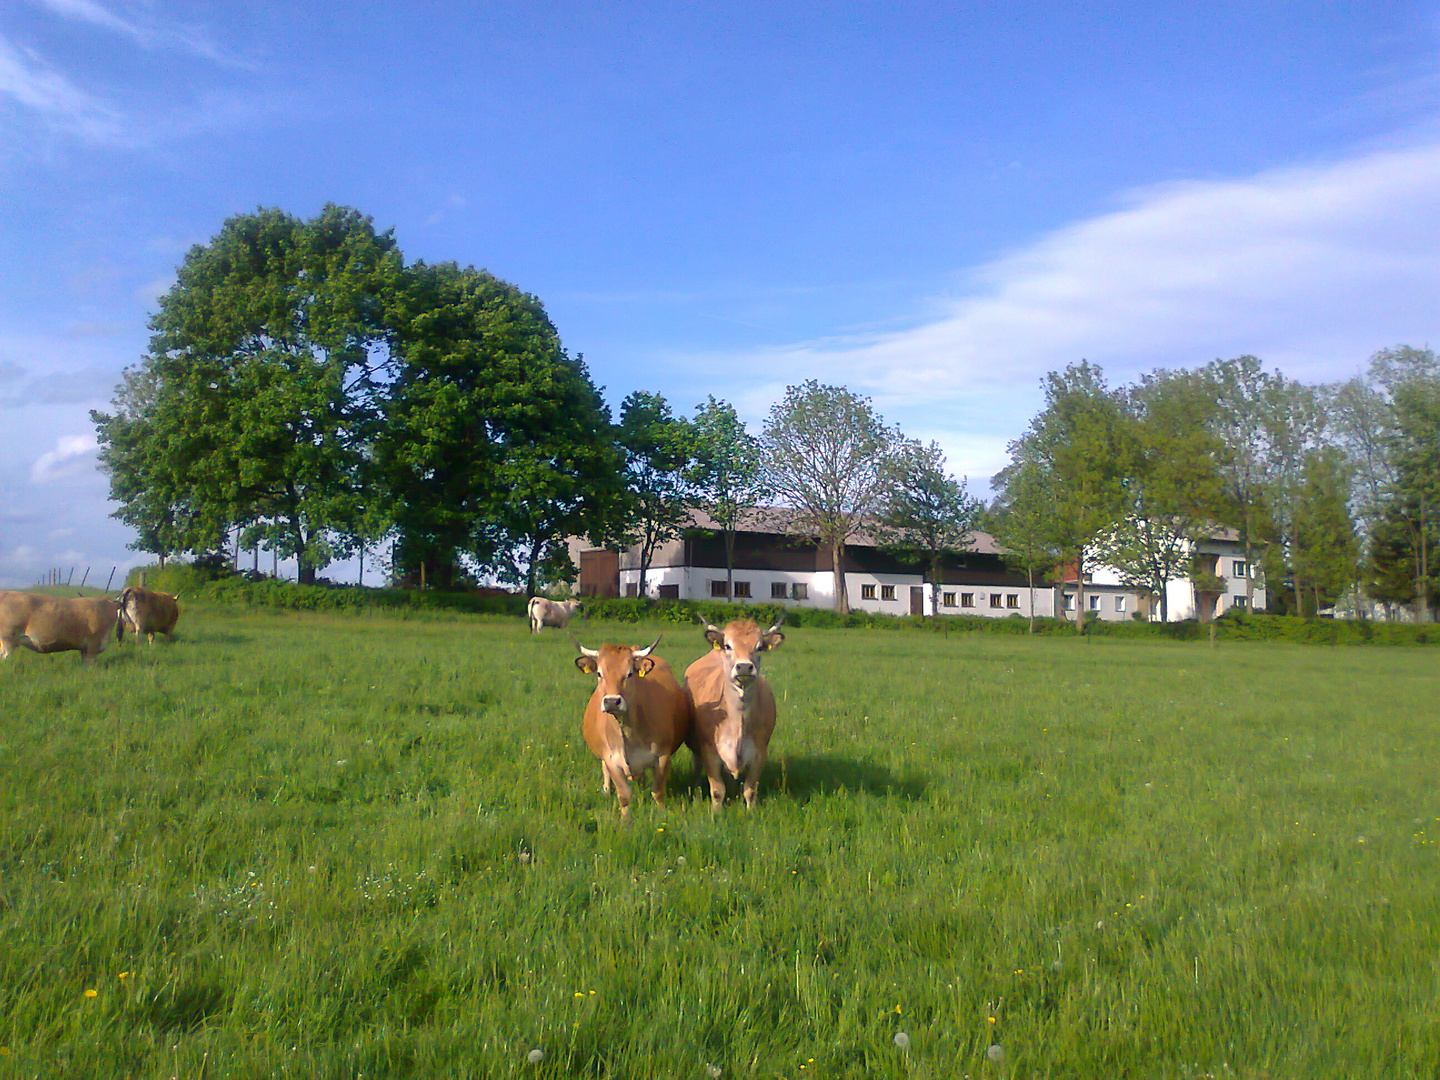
xmin=0 ymin=591 xmax=121 ymax=663
xmin=529 ymin=596 xmax=582 ymax=633
xmin=117 ymin=586 xmax=181 ymax=645
xmin=573 ymin=635 xmax=691 ymax=818
xmin=684 ymin=618 xmax=785 ymax=811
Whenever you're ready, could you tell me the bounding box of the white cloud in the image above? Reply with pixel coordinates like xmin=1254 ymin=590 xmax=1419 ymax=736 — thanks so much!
xmin=30 ymin=433 xmax=99 ymax=482
xmin=720 ymin=138 xmax=1440 ymax=445
xmin=0 ymin=33 xmax=125 ymax=141
xmin=29 ymin=0 xmax=238 ymax=65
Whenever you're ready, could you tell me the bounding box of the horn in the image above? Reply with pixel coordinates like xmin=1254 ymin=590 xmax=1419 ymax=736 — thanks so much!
xmin=569 ymin=633 xmax=600 ymax=659
xmin=764 ymin=609 xmax=786 ymax=635
xmin=632 ymin=634 xmax=662 ymax=658
xmin=702 ymin=621 xmax=722 ymax=634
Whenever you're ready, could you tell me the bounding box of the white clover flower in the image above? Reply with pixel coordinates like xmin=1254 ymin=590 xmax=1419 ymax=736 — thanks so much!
xmin=893 ymin=1032 xmax=910 ymax=1051
xmin=706 ymin=1065 xmax=722 ymax=1079
xmin=526 ymin=1048 xmax=544 ymax=1064
xmin=987 ymin=1044 xmax=1003 ymax=1062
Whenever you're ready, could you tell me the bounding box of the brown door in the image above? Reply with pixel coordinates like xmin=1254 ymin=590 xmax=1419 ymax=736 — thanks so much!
xmin=910 ymin=586 xmax=924 ymax=616
xmin=579 ymin=550 xmax=620 ymax=598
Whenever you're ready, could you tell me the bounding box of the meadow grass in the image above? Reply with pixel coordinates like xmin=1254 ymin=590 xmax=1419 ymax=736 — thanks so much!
xmin=0 ymin=605 xmax=1437 ymax=1078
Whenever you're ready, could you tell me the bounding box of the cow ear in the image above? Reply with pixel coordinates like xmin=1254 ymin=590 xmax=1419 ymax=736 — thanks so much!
xmin=763 ymin=631 xmax=785 ymax=651
xmin=705 ymin=628 xmax=724 ymax=649
xmin=636 ymin=656 xmax=655 ymax=677
xmin=574 ymin=655 xmax=597 ymax=675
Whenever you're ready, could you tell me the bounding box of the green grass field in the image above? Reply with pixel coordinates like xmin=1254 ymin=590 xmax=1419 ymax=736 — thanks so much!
xmin=1 ymin=605 xmax=1437 ymax=1079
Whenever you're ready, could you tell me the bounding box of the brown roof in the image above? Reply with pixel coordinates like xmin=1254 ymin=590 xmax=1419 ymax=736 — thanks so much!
xmin=680 ymin=506 xmax=1003 ymax=555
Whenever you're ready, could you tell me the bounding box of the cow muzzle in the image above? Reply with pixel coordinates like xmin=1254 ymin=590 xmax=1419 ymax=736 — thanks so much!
xmin=731 ymin=660 xmax=757 ymax=684
xmin=601 ymin=694 xmax=627 ymax=715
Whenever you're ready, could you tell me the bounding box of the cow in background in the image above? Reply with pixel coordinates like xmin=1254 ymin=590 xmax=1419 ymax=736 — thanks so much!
xmin=117 ymin=586 xmax=181 ymax=645
xmin=684 ymin=617 xmax=785 ymax=811
xmin=572 ymin=635 xmax=691 ymax=818
xmin=529 ymin=596 xmax=582 ymax=633
xmin=0 ymin=592 xmax=121 ymax=663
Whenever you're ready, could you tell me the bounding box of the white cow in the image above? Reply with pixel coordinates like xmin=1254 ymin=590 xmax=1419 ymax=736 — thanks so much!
xmin=528 ymin=597 xmax=583 ymax=633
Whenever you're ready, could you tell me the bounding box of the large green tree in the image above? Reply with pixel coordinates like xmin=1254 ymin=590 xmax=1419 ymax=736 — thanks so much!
xmin=93 ymin=205 xmax=404 ymax=584
xmin=988 ymin=458 xmax=1060 ymax=634
xmin=1292 ymin=447 xmax=1360 ymax=616
xmin=761 ymin=382 xmax=901 ymax=613
xmin=615 ymin=391 xmax=693 ymax=597
xmin=1009 ymin=362 xmax=1128 ymax=632
xmin=378 ymin=261 xmax=622 ymax=597
xmin=1097 ymin=370 xmax=1225 ymax=622
xmin=879 ymin=440 xmax=978 ymax=616
xmin=687 ymin=396 xmax=769 ymax=601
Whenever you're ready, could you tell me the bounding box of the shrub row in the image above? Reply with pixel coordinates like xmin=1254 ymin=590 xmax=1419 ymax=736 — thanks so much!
xmin=125 ymin=565 xmax=1438 ymax=644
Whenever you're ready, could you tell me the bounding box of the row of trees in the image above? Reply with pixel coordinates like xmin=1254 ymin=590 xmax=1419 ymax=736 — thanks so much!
xmin=92 ymin=206 xmax=981 ymax=608
xmin=990 ymin=350 xmax=1440 ymax=624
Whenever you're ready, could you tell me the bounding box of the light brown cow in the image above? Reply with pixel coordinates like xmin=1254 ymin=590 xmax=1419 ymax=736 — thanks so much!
xmin=684 ymin=617 xmax=785 ymax=811
xmin=529 ymin=596 xmax=582 ymax=633
xmin=117 ymin=586 xmax=181 ymax=645
xmin=0 ymin=591 xmax=121 ymax=663
xmin=573 ymin=635 xmax=691 ymax=818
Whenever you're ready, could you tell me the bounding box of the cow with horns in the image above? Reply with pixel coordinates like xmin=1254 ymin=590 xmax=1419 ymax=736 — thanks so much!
xmin=684 ymin=616 xmax=785 ymax=811
xmin=572 ymin=634 xmax=691 ymax=818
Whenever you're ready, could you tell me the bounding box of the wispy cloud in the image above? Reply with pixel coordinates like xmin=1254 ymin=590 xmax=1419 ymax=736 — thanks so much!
xmin=30 ymin=432 xmax=98 ymax=482
xmin=0 ymin=33 xmax=124 ymax=141
xmin=726 ymin=138 xmax=1440 ymax=407
xmin=29 ymin=0 xmax=239 ymax=65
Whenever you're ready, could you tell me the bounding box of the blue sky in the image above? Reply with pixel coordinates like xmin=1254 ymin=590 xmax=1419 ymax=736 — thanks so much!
xmin=3 ymin=1 xmax=1440 ymax=585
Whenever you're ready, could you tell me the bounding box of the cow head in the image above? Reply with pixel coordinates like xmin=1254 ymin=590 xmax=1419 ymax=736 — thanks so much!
xmin=703 ymin=617 xmax=784 ymax=688
xmin=573 ymin=635 xmax=662 ymax=718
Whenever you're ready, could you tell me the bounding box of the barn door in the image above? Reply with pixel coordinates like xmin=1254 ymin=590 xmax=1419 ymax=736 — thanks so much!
xmin=910 ymin=586 xmax=924 ymax=616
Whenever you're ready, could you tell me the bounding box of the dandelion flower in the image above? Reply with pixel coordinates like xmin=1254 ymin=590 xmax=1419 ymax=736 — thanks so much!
xmin=526 ymin=1048 xmax=544 ymax=1064
xmin=894 ymin=1032 xmax=911 ymax=1051
xmin=118 ymin=972 xmax=130 ymax=980
xmin=987 ymin=1044 xmax=1004 ymax=1062
xmin=84 ymin=989 xmax=97 ymax=998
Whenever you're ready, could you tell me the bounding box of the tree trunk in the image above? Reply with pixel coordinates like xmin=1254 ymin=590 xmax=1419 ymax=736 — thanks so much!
xmin=1074 ymin=552 xmax=1086 ymax=634
xmin=832 ymin=538 xmax=848 ymax=614
xmin=1243 ymin=507 xmax=1255 ymax=610
xmin=1419 ymin=492 xmax=1431 ymax=624
xmin=725 ymin=528 xmax=735 ymax=601
xmin=159 ymin=552 xmax=168 ymax=570
xmin=1026 ymin=566 xmax=1035 ymax=635
xmin=358 ymin=544 xmax=365 ymax=588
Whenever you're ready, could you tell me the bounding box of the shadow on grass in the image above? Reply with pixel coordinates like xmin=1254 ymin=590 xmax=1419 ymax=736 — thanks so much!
xmin=671 ymin=753 xmax=927 ymax=804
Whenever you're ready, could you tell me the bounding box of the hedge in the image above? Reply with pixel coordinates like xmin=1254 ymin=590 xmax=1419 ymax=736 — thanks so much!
xmin=124 ymin=565 xmax=1438 ymax=644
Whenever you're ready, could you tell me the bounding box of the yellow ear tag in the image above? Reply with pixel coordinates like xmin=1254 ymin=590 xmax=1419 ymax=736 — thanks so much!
xmin=637 ymin=667 xmax=647 ymax=677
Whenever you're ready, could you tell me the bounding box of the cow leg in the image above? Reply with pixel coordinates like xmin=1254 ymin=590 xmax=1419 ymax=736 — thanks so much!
xmin=651 ymin=753 xmax=672 ymax=808
xmin=147 ymin=631 xmax=156 ymax=646
xmin=608 ymin=766 xmax=634 ymax=819
xmin=742 ymin=747 xmax=768 ymax=809
xmin=696 ymin=746 xmax=727 ymax=812
xmin=0 ymin=635 xmax=12 ymax=660
xmin=600 ymin=762 xmax=611 ymax=793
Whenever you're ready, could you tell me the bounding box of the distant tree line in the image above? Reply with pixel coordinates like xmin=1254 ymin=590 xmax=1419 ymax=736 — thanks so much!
xmin=92 ymin=206 xmax=980 ymax=605
xmin=989 ymin=351 xmax=1440 ymax=626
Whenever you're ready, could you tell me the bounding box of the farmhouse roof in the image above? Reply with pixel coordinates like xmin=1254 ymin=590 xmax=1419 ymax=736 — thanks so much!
xmin=680 ymin=506 xmax=1004 ymax=555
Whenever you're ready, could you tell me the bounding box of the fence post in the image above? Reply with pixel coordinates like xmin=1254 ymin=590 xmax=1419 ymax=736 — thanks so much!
xmin=105 ymin=567 xmax=116 ymax=593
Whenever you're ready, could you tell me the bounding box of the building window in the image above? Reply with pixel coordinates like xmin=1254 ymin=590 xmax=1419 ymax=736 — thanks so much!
xmin=881 ymin=584 xmax=896 ymax=601
xmin=1232 ymin=595 xmax=1248 ymax=610
xmin=1006 ymin=594 xmax=1019 ymax=609
xmin=861 ymin=584 xmax=877 ymax=600
xmin=1062 ymin=594 xmax=1075 ymax=611
xmin=791 ymin=583 xmax=808 ymax=601
xmin=625 ymin=582 xmax=638 ymax=598
xmin=733 ymin=581 xmax=751 ymax=599
xmin=771 ymin=582 xmax=787 ymax=599
xmin=1115 ymin=596 xmax=1126 ymax=613
xmin=989 ymin=594 xmax=1002 ymax=608
xmin=943 ymin=591 xmax=956 ymax=607
xmin=1088 ymin=595 xmax=1100 ymax=610
xmin=961 ymin=593 xmax=975 ymax=608
xmin=710 ymin=580 xmax=729 ymax=598
xmin=658 ymin=584 xmax=679 ymax=599
xmin=1233 ymin=560 xmax=1248 ymax=578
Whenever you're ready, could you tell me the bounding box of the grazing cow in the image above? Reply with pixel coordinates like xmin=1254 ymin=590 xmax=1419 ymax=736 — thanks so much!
xmin=684 ymin=617 xmax=785 ymax=811
xmin=529 ymin=596 xmax=582 ymax=633
xmin=117 ymin=586 xmax=181 ymax=645
xmin=573 ymin=635 xmax=691 ymax=818
xmin=0 ymin=591 xmax=121 ymax=663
